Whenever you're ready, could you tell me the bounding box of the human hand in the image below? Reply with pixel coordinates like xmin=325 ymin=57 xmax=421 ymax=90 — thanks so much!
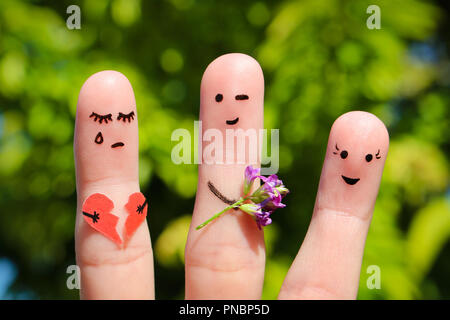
xmin=73 ymin=54 xmax=389 ymax=300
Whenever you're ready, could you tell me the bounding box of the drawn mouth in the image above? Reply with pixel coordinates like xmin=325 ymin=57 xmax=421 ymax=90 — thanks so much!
xmin=226 ymin=117 xmax=239 ymax=125
xmin=342 ymin=175 xmax=360 ymax=185
xmin=111 ymin=142 xmax=124 ymax=148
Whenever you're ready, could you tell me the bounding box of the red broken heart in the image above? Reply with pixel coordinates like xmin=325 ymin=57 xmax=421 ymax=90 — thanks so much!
xmin=124 ymin=192 xmax=148 ymax=244
xmin=82 ymin=193 xmax=122 ymax=246
xmin=81 ymin=192 xmax=148 ymax=247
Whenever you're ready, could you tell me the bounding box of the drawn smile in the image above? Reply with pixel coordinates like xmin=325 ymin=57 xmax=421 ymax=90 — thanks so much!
xmin=342 ymin=175 xmax=360 ymax=185
xmin=226 ymin=117 xmax=239 ymax=125
xmin=111 ymin=142 xmax=125 ymax=148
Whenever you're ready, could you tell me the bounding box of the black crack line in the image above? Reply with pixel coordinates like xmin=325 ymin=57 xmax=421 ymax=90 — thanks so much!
xmin=83 ymin=211 xmax=100 ymax=223
xmin=136 ymin=198 xmax=148 ymax=214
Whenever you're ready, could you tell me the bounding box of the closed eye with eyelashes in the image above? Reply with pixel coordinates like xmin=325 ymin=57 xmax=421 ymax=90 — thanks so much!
xmin=117 ymin=111 xmax=135 ymax=122
xmin=90 ymin=112 xmax=113 ymax=124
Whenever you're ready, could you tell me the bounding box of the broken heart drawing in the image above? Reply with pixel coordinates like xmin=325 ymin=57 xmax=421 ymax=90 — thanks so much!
xmin=82 ymin=192 xmax=148 ymax=248
xmin=124 ymin=192 xmax=148 ymax=244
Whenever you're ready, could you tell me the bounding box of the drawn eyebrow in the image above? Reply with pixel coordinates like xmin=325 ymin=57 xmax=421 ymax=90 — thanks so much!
xmin=376 ymin=149 xmax=381 ymax=159
xmin=90 ymin=112 xmax=112 ymax=124
xmin=235 ymin=94 xmax=249 ymax=100
xmin=333 ymin=143 xmax=339 ymax=154
xmin=117 ymin=111 xmax=135 ymax=122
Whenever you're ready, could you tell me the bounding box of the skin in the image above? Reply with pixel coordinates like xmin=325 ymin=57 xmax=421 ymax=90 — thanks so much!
xmin=278 ymin=111 xmax=389 ymax=299
xmin=185 ymin=53 xmax=265 ymax=299
xmin=74 ymin=55 xmax=389 ymax=300
xmin=74 ymin=70 xmax=154 ymax=299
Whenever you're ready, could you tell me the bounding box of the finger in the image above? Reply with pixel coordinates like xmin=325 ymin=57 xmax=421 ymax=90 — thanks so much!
xmin=278 ymin=111 xmax=389 ymax=299
xmin=185 ymin=53 xmax=265 ymax=299
xmin=74 ymin=70 xmax=154 ymax=299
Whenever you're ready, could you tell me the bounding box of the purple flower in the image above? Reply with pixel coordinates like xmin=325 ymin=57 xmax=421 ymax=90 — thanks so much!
xmin=249 ymin=182 xmax=271 ymax=203
xmin=260 ymin=192 xmax=286 ymax=211
xmin=260 ymin=174 xmax=282 ymax=187
xmin=255 ymin=211 xmax=272 ymax=230
xmin=248 ymin=174 xmax=288 ymax=215
xmin=260 ymin=174 xmax=289 ymax=197
xmin=238 ymin=203 xmax=272 ymax=230
xmin=243 ymin=165 xmax=260 ymax=195
xmin=196 ymin=166 xmax=288 ymax=231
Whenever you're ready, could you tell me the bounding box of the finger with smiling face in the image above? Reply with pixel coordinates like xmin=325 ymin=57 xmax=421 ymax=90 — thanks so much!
xmin=278 ymin=111 xmax=389 ymax=299
xmin=74 ymin=70 xmax=154 ymax=299
xmin=185 ymin=53 xmax=265 ymax=299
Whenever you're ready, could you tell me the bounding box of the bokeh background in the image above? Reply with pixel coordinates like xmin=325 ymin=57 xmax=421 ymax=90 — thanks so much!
xmin=0 ymin=0 xmax=449 ymax=299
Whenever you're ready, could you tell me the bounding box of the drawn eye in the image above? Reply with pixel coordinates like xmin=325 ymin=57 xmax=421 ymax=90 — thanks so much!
xmin=333 ymin=143 xmax=339 ymax=154
xmin=215 ymin=94 xmax=223 ymax=102
xmin=90 ymin=112 xmax=113 ymax=124
xmin=375 ymin=149 xmax=381 ymax=159
xmin=117 ymin=111 xmax=135 ymax=123
xmin=333 ymin=143 xmax=348 ymax=159
xmin=235 ymin=94 xmax=249 ymax=100
xmin=366 ymin=154 xmax=373 ymax=162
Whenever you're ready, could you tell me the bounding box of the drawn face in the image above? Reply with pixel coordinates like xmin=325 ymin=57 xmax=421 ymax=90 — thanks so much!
xmin=74 ymin=71 xmax=139 ymax=183
xmin=214 ymin=93 xmax=249 ymax=125
xmin=200 ymin=53 xmax=264 ymax=133
xmin=198 ymin=53 xmax=264 ymax=203
xmin=332 ymin=143 xmax=382 ymax=185
xmin=317 ymin=111 xmax=389 ymax=219
xmin=90 ymin=110 xmax=136 ymax=148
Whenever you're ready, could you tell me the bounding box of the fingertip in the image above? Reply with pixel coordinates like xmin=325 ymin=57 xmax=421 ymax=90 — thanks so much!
xmin=201 ymin=53 xmax=264 ymax=86
xmin=317 ymin=111 xmax=390 ymax=219
xmin=185 ymin=54 xmax=266 ymax=298
xmin=199 ymin=53 xmax=264 ymax=132
xmin=330 ymin=111 xmax=389 ymax=151
xmin=74 ymin=70 xmax=139 ymax=186
xmin=79 ymin=70 xmax=133 ymax=95
xmin=76 ymin=70 xmax=136 ymax=117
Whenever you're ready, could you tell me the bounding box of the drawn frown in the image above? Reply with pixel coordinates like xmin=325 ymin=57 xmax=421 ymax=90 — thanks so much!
xmin=90 ymin=110 xmax=135 ymax=148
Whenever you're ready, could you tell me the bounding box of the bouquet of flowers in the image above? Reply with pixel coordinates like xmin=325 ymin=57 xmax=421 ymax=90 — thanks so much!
xmin=196 ymin=166 xmax=289 ymax=230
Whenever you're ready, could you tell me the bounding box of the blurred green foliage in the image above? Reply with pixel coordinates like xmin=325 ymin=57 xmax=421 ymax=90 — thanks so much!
xmin=0 ymin=0 xmax=448 ymax=299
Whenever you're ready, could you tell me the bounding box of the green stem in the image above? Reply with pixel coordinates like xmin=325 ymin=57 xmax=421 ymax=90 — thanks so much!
xmin=196 ymin=197 xmax=246 ymax=230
